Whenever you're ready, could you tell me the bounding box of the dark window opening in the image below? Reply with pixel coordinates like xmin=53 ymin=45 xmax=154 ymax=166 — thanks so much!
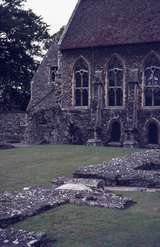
xmin=75 ymin=89 xmax=81 ymax=106
xmin=83 ymin=72 xmax=89 ymax=87
xmin=50 ymin=66 xmax=58 ymax=83
xmin=148 ymin=122 xmax=159 ymax=144
xmin=82 ymin=89 xmax=88 ymax=106
xmin=116 ymin=88 xmax=123 ymax=106
xmin=109 ymin=89 xmax=115 ymax=106
xmin=145 ymin=88 xmax=152 ymax=106
xmin=111 ymin=121 xmax=121 ymax=142
xmin=154 ymin=88 xmax=160 ymax=106
xmin=75 ymin=73 xmax=81 ymax=87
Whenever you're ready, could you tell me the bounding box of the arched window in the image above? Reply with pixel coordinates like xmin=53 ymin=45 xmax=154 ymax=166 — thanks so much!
xmin=144 ymin=53 xmax=160 ymax=106
xmin=74 ymin=58 xmax=89 ymax=107
xmin=108 ymin=55 xmax=124 ymax=106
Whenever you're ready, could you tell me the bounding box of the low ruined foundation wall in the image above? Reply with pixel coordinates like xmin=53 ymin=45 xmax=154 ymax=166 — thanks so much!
xmin=0 ymin=112 xmax=26 ymax=143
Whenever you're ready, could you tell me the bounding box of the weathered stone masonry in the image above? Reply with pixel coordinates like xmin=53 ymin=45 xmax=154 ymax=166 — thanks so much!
xmin=0 ymin=112 xmax=26 ymax=144
xmin=26 ymin=43 xmax=160 ymax=148
xmin=26 ymin=0 xmax=160 ymax=148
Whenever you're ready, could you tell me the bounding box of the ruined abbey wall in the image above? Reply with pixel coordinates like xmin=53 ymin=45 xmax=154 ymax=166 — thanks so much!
xmin=26 ymin=42 xmax=160 ymax=148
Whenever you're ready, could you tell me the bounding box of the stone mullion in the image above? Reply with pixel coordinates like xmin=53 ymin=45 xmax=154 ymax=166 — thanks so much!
xmin=80 ymin=73 xmax=83 ymax=106
xmin=114 ymin=87 xmax=117 ymax=106
xmin=152 ymin=88 xmax=154 ymax=106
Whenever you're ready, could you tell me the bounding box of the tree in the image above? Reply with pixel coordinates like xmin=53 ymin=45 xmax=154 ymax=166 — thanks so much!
xmin=0 ymin=0 xmax=51 ymax=111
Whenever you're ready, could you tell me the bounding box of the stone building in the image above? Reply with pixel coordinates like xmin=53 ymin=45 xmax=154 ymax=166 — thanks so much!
xmin=26 ymin=0 xmax=160 ymax=148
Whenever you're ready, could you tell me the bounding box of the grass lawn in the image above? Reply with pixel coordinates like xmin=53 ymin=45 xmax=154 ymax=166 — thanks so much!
xmin=0 ymin=145 xmax=160 ymax=247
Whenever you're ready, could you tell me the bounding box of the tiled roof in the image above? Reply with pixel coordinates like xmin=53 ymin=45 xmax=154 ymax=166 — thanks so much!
xmin=60 ymin=0 xmax=160 ymax=49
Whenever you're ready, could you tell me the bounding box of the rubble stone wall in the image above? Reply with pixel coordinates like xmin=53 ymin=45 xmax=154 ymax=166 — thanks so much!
xmin=26 ymin=108 xmax=92 ymax=144
xmin=0 ymin=113 xmax=26 ymax=143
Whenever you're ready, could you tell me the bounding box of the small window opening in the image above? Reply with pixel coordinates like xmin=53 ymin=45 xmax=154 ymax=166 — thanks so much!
xmin=50 ymin=66 xmax=58 ymax=83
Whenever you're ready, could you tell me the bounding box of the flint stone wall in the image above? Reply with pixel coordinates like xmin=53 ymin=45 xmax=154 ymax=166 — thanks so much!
xmin=26 ymin=42 xmax=160 ymax=147
xmin=26 ymin=107 xmax=91 ymax=144
xmin=0 ymin=113 xmax=26 ymax=144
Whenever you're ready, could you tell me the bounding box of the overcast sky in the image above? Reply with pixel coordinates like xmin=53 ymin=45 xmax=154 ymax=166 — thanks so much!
xmin=25 ymin=0 xmax=78 ymax=34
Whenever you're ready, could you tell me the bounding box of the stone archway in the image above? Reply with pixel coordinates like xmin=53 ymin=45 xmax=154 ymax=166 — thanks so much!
xmin=110 ymin=121 xmax=121 ymax=143
xmin=147 ymin=121 xmax=159 ymax=145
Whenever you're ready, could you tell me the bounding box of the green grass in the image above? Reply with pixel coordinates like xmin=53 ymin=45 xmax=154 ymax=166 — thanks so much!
xmin=1 ymin=145 xmax=160 ymax=247
xmin=15 ymin=192 xmax=160 ymax=247
xmin=0 ymin=145 xmax=140 ymax=192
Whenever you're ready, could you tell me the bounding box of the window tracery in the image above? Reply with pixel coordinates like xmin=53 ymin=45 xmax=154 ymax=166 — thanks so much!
xmin=74 ymin=58 xmax=89 ymax=106
xmin=144 ymin=54 xmax=160 ymax=106
xmin=107 ymin=56 xmax=124 ymax=106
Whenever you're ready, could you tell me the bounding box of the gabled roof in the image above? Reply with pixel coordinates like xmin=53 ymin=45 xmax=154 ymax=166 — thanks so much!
xmin=60 ymin=0 xmax=160 ymax=50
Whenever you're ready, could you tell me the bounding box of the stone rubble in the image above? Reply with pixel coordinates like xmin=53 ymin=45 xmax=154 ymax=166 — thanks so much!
xmin=0 ymin=228 xmax=48 ymax=247
xmin=68 ymin=190 xmax=133 ymax=209
xmin=0 ymin=184 xmax=133 ymax=229
xmin=0 ymin=185 xmax=69 ymax=229
xmin=2 ymin=149 xmax=159 ymax=245
xmin=73 ymin=150 xmax=160 ymax=188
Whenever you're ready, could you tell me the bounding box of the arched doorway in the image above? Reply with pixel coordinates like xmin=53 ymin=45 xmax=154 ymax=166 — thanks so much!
xmin=110 ymin=121 xmax=121 ymax=142
xmin=148 ymin=122 xmax=159 ymax=145
xmin=69 ymin=123 xmax=83 ymax=145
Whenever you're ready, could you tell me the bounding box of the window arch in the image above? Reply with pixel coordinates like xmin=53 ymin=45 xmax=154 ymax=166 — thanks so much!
xmin=143 ymin=53 xmax=160 ymax=106
xmin=107 ymin=55 xmax=124 ymax=107
xmin=73 ymin=57 xmax=89 ymax=107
